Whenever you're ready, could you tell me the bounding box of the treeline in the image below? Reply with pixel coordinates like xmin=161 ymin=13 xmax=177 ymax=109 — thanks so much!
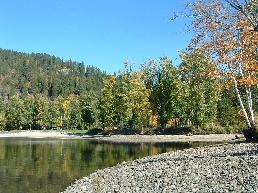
xmin=0 ymin=49 xmax=106 ymax=98
xmin=0 ymin=49 xmax=256 ymax=133
xmin=98 ymin=52 xmax=255 ymax=134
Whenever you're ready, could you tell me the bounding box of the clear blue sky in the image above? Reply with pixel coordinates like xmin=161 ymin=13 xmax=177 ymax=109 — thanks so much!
xmin=0 ymin=0 xmax=192 ymax=73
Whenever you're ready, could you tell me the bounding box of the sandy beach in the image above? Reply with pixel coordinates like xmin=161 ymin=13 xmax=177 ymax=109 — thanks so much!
xmin=0 ymin=130 xmax=244 ymax=143
xmin=0 ymin=130 xmax=73 ymax=138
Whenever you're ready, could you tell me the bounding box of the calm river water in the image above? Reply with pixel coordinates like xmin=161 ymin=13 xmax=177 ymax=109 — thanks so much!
xmin=0 ymin=138 xmax=216 ymax=193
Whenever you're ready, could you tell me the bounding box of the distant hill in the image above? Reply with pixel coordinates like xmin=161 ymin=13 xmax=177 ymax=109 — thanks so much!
xmin=0 ymin=49 xmax=106 ymax=98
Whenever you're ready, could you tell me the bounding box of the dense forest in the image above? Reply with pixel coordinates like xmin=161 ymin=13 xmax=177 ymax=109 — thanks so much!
xmin=0 ymin=48 xmax=256 ymax=134
xmin=0 ymin=49 xmax=106 ymax=98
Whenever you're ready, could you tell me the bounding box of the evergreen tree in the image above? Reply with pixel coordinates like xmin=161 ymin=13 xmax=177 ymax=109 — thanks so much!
xmin=0 ymin=49 xmax=106 ymax=99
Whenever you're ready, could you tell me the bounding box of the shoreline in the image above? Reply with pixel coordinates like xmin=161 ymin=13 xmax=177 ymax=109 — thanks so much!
xmin=84 ymin=134 xmax=244 ymax=143
xmin=62 ymin=142 xmax=258 ymax=193
xmin=0 ymin=130 xmax=74 ymax=139
xmin=0 ymin=130 xmax=244 ymax=143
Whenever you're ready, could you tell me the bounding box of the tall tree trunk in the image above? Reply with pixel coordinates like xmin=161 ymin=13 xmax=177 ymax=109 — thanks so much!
xmin=232 ymin=77 xmax=258 ymax=141
xmin=246 ymin=86 xmax=256 ymax=127
xmin=232 ymin=76 xmax=251 ymax=127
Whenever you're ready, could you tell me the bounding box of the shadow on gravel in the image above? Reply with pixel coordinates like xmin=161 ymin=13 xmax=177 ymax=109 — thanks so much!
xmin=231 ymin=149 xmax=258 ymax=156
xmin=81 ymin=126 xmax=193 ymax=136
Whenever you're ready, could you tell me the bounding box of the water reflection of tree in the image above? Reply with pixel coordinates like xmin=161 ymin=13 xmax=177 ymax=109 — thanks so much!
xmin=0 ymin=139 xmax=217 ymax=193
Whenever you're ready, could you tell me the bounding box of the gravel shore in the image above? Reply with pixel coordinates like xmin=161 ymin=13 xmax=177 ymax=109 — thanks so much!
xmin=62 ymin=143 xmax=258 ymax=193
xmin=83 ymin=134 xmax=243 ymax=143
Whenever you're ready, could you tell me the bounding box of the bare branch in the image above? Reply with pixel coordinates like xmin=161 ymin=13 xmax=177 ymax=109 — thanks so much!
xmin=224 ymin=0 xmax=258 ymax=31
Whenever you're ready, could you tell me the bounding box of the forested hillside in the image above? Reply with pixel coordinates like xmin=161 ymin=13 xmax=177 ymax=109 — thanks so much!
xmin=0 ymin=48 xmax=256 ymax=133
xmin=0 ymin=49 xmax=106 ymax=98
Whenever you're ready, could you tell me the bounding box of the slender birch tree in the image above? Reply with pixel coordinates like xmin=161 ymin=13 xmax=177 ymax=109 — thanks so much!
xmin=188 ymin=0 xmax=258 ymax=140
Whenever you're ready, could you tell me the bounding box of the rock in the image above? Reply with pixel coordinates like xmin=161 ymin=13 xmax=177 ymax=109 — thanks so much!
xmin=61 ymin=143 xmax=258 ymax=193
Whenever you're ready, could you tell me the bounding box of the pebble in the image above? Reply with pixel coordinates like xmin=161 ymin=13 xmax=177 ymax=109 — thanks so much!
xmin=61 ymin=143 xmax=258 ymax=193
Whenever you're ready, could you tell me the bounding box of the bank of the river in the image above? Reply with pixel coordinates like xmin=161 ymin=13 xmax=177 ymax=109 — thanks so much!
xmin=83 ymin=134 xmax=243 ymax=143
xmin=0 ymin=130 xmax=72 ymax=138
xmin=0 ymin=130 xmax=243 ymax=143
xmin=62 ymin=142 xmax=258 ymax=193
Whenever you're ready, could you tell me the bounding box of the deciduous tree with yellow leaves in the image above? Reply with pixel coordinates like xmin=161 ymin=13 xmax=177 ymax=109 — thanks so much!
xmin=188 ymin=0 xmax=258 ymax=140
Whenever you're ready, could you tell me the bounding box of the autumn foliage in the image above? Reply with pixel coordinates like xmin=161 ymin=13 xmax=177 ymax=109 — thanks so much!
xmin=188 ymin=0 xmax=258 ymax=140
